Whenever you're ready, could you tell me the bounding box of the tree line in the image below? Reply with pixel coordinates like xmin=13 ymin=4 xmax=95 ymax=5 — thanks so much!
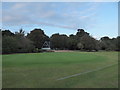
xmin=1 ymin=28 xmax=120 ymax=54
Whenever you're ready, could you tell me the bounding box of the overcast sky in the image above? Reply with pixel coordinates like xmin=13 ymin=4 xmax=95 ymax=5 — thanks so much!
xmin=2 ymin=2 xmax=118 ymax=39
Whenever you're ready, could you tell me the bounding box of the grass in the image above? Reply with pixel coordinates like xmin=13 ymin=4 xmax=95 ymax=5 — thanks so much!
xmin=2 ymin=51 xmax=118 ymax=88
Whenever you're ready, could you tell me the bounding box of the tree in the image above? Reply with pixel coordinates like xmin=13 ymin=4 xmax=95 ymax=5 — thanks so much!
xmin=80 ymin=34 xmax=98 ymax=51
xmin=0 ymin=30 xmax=2 ymax=54
xmin=67 ymin=34 xmax=78 ymax=50
xmin=115 ymin=36 xmax=120 ymax=51
xmin=27 ymin=28 xmax=49 ymax=49
xmin=2 ymin=36 xmax=18 ymax=54
xmin=14 ymin=29 xmax=35 ymax=53
xmin=2 ymin=30 xmax=14 ymax=36
xmin=100 ymin=36 xmax=116 ymax=51
xmin=15 ymin=28 xmax=25 ymax=37
xmin=50 ymin=33 xmax=60 ymax=49
xmin=2 ymin=29 xmax=35 ymax=54
xmin=2 ymin=28 xmax=119 ymax=53
xmin=50 ymin=33 xmax=68 ymax=49
xmin=59 ymin=34 xmax=68 ymax=49
xmin=77 ymin=43 xmax=84 ymax=50
xmin=76 ymin=29 xmax=89 ymax=38
xmin=74 ymin=29 xmax=98 ymax=51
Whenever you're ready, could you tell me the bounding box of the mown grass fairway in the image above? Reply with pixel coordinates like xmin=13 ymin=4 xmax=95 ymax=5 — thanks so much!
xmin=3 ymin=52 xmax=118 ymax=88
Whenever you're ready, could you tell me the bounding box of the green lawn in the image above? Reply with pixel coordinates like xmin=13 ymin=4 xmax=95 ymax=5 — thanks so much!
xmin=2 ymin=52 xmax=118 ymax=88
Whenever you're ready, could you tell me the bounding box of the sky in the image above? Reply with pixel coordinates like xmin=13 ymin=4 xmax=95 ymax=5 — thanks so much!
xmin=2 ymin=2 xmax=118 ymax=39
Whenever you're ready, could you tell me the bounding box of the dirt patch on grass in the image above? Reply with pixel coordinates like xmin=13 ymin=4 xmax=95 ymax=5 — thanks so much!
xmin=53 ymin=50 xmax=75 ymax=52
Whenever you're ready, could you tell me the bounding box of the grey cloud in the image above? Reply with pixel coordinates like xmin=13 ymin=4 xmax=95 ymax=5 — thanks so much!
xmin=2 ymin=2 xmax=100 ymax=30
